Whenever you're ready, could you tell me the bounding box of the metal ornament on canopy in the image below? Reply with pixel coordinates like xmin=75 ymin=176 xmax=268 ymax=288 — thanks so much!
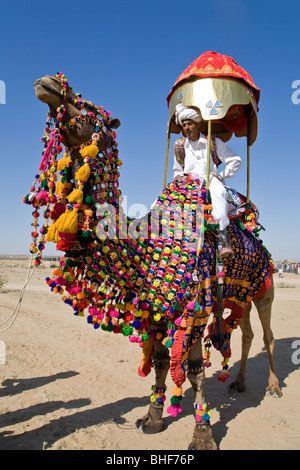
xmin=164 ymin=52 xmax=260 ymax=203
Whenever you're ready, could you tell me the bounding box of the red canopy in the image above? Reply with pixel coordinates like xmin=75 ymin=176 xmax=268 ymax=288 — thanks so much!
xmin=167 ymin=51 xmax=260 ymax=106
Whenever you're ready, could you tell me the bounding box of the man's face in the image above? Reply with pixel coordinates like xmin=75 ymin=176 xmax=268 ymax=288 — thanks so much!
xmin=182 ymin=119 xmax=200 ymax=141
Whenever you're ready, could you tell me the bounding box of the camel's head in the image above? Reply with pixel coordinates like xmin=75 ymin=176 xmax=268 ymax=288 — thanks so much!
xmin=34 ymin=74 xmax=121 ymax=150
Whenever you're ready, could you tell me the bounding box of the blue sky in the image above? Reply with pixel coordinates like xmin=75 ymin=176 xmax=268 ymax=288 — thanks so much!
xmin=0 ymin=0 xmax=299 ymax=261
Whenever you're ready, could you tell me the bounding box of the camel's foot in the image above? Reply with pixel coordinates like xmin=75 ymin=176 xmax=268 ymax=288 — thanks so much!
xmin=227 ymin=380 xmax=246 ymax=394
xmin=228 ymin=379 xmax=282 ymax=397
xmin=188 ymin=422 xmax=218 ymax=450
xmin=265 ymin=381 xmax=283 ymax=398
xmin=135 ymin=403 xmax=164 ymax=434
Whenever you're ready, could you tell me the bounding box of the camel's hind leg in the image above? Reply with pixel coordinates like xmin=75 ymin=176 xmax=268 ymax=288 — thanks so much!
xmin=228 ymin=302 xmax=253 ymax=393
xmin=187 ymin=339 xmax=217 ymax=450
xmin=253 ymin=281 xmax=282 ymax=397
xmin=135 ymin=339 xmax=170 ymax=434
xmin=228 ymin=279 xmax=282 ymax=397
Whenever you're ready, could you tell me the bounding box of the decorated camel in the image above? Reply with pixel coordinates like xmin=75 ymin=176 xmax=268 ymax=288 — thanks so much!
xmin=24 ymin=52 xmax=282 ymax=450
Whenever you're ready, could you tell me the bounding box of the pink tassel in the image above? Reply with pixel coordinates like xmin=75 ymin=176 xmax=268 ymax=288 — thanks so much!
xmin=107 ymin=308 xmax=119 ymax=318
xmin=67 ymin=286 xmax=81 ymax=295
xmin=88 ymin=307 xmax=100 ymax=315
xmin=37 ymin=190 xmax=49 ymax=204
xmin=129 ymin=336 xmax=136 ymax=342
xmin=167 ymin=404 xmax=182 ymax=417
xmin=186 ymin=301 xmax=195 ymax=310
xmin=54 ymin=277 xmax=67 ymax=286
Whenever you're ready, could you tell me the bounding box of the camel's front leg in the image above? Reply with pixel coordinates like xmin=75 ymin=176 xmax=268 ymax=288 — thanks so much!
xmin=228 ymin=302 xmax=253 ymax=393
xmin=135 ymin=339 xmax=170 ymax=434
xmin=187 ymin=339 xmax=217 ymax=450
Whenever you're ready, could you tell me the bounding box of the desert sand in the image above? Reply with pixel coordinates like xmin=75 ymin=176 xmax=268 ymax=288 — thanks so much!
xmin=0 ymin=259 xmax=299 ymax=451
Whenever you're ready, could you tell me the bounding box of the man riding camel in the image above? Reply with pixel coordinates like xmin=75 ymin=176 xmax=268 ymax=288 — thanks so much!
xmin=173 ymin=103 xmax=242 ymax=258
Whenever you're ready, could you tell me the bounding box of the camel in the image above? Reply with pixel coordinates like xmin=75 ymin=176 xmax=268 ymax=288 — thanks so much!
xmin=27 ymin=73 xmax=282 ymax=451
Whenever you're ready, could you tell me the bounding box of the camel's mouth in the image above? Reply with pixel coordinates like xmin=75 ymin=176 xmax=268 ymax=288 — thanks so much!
xmin=34 ymin=76 xmax=62 ymax=106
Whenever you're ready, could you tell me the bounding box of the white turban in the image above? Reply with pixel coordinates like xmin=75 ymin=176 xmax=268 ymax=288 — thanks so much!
xmin=175 ymin=103 xmax=201 ymax=126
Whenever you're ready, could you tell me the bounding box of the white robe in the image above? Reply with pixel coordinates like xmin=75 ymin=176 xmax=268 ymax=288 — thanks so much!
xmin=173 ymin=133 xmax=242 ymax=231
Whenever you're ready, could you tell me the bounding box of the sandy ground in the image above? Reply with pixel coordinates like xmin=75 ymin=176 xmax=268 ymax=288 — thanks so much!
xmin=0 ymin=259 xmax=299 ymax=451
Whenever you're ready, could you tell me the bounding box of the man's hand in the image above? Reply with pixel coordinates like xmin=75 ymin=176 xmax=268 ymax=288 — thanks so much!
xmin=212 ymin=172 xmax=223 ymax=183
xmin=174 ymin=174 xmax=187 ymax=181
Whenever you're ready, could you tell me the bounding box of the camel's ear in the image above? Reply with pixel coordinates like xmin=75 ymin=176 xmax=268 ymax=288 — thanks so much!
xmin=110 ymin=118 xmax=121 ymax=129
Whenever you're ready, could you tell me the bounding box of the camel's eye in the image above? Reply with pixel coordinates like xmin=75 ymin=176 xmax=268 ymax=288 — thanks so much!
xmin=84 ymin=101 xmax=97 ymax=112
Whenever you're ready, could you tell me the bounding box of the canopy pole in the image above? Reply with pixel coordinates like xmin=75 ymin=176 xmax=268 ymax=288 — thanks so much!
xmin=197 ymin=119 xmax=212 ymax=257
xmin=206 ymin=119 xmax=212 ymax=195
xmin=246 ymin=115 xmax=250 ymax=202
xmin=246 ymin=142 xmax=250 ymax=202
xmin=163 ymin=132 xmax=171 ymax=189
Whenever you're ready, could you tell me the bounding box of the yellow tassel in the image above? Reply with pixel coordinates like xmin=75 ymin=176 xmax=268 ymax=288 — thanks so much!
xmin=55 ymin=180 xmax=73 ymax=196
xmin=55 ymin=211 xmax=68 ymax=232
xmin=57 ymin=155 xmax=72 ymax=171
xmin=55 ymin=180 xmax=64 ymax=195
xmin=54 ymin=229 xmax=60 ymax=242
xmin=80 ymin=142 xmax=99 ymax=159
xmin=75 ymin=164 xmax=91 ymax=182
xmin=46 ymin=223 xmax=57 ymax=242
xmin=63 ymin=208 xmax=79 ymax=234
xmin=67 ymin=188 xmax=84 ymax=205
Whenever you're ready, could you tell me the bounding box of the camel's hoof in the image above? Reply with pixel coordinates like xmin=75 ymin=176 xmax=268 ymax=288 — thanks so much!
xmin=135 ymin=403 xmax=164 ymax=434
xmin=265 ymin=385 xmax=283 ymax=398
xmin=227 ymin=381 xmax=246 ymax=394
xmin=188 ymin=422 xmax=218 ymax=451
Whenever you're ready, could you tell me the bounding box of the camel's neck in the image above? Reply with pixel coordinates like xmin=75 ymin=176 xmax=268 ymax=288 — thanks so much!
xmin=68 ymin=135 xmax=123 ymax=211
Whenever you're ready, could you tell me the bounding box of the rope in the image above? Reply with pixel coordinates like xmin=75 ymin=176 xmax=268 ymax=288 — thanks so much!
xmin=0 ymin=256 xmax=37 ymax=332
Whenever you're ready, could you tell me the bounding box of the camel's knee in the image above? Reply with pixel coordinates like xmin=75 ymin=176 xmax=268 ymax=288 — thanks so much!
xmin=187 ymin=369 xmax=205 ymax=394
xmin=263 ymin=330 xmax=275 ymax=349
xmin=187 ymin=360 xmax=206 ymax=406
xmin=187 ymin=341 xmax=205 ymax=397
xmin=240 ymin=316 xmax=254 ymax=346
xmin=242 ymin=327 xmax=254 ymax=345
xmin=152 ymin=349 xmax=170 ymax=371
